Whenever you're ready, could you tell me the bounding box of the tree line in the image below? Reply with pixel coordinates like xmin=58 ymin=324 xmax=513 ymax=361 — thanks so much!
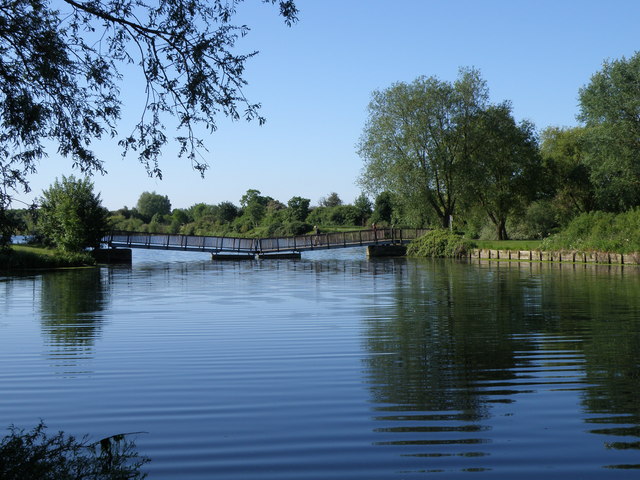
xmin=106 ymin=189 xmax=379 ymax=238
xmin=8 ymin=181 xmax=397 ymax=252
xmin=358 ymin=53 xmax=640 ymax=240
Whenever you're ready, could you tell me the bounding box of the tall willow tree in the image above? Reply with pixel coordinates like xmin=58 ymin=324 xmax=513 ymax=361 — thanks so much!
xmin=468 ymin=104 xmax=541 ymax=240
xmin=357 ymin=68 xmax=489 ymax=228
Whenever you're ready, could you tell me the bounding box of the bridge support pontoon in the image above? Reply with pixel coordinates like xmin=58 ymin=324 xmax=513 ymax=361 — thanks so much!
xmin=366 ymin=245 xmax=407 ymax=257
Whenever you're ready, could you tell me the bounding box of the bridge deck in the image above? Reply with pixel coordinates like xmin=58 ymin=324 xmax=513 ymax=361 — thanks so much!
xmin=102 ymin=228 xmax=428 ymax=255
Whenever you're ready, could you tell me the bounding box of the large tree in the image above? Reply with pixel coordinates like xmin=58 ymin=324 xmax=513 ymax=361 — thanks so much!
xmin=468 ymin=104 xmax=541 ymax=240
xmin=136 ymin=191 xmax=171 ymax=222
xmin=540 ymin=126 xmax=596 ymax=219
xmin=358 ymin=68 xmax=489 ymax=228
xmin=578 ymin=52 xmax=640 ymax=211
xmin=0 ymin=0 xmax=298 ymax=241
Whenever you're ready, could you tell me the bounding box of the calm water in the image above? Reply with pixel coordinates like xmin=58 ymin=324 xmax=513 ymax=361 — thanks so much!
xmin=1 ymin=249 xmax=640 ymax=479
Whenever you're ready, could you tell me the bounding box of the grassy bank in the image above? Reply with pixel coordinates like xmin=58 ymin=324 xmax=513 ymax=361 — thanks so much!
xmin=541 ymin=210 xmax=640 ymax=254
xmin=0 ymin=245 xmax=95 ymax=270
xmin=474 ymin=239 xmax=542 ymax=251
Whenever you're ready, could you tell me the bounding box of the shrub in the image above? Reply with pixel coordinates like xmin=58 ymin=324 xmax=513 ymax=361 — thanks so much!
xmin=0 ymin=422 xmax=148 ymax=479
xmin=37 ymin=176 xmax=109 ymax=252
xmin=283 ymin=221 xmax=311 ymax=236
xmin=541 ymin=209 xmax=640 ymax=253
xmin=407 ymin=229 xmax=477 ymax=258
xmin=508 ymin=200 xmax=560 ymax=240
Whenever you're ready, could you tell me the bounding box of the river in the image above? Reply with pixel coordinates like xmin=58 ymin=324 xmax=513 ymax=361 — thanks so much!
xmin=1 ymin=248 xmax=639 ymax=478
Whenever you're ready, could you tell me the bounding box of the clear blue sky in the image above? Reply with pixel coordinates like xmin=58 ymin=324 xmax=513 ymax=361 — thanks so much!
xmin=15 ymin=0 xmax=640 ymax=210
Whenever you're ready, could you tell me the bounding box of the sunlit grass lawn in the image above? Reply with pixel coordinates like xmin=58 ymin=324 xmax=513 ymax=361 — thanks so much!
xmin=474 ymin=239 xmax=543 ymax=251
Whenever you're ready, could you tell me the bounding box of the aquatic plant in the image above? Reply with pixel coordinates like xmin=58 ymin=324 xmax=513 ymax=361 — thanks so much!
xmin=0 ymin=422 xmax=148 ymax=479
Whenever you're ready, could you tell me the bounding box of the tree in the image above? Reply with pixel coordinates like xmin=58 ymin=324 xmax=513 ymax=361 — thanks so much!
xmin=239 ymin=189 xmax=268 ymax=227
xmin=0 ymin=0 xmax=298 ymax=245
xmin=37 ymin=176 xmax=109 ymax=252
xmin=353 ymin=193 xmax=372 ymax=226
xmin=358 ymin=68 xmax=489 ymax=228
xmin=217 ymin=201 xmax=239 ymax=223
xmin=319 ymin=192 xmax=343 ymax=208
xmin=372 ymin=191 xmax=394 ymax=224
xmin=287 ymin=196 xmax=310 ymax=222
xmin=578 ymin=52 xmax=640 ymax=211
xmin=540 ymin=126 xmax=596 ymax=219
xmin=467 ymin=104 xmax=541 ymax=240
xmin=136 ymin=191 xmax=171 ymax=222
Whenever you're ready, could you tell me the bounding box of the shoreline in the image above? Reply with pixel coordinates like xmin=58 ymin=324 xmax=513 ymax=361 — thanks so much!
xmin=467 ymin=248 xmax=640 ymax=266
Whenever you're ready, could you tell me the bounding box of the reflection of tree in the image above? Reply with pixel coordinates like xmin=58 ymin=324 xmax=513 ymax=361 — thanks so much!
xmin=537 ymin=266 xmax=640 ymax=455
xmin=40 ymin=268 xmax=107 ymax=351
xmin=363 ymin=259 xmax=640 ymax=467
xmin=363 ymin=260 xmax=534 ymax=416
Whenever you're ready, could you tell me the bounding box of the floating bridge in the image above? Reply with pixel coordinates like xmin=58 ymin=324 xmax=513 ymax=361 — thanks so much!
xmin=101 ymin=228 xmax=429 ymax=258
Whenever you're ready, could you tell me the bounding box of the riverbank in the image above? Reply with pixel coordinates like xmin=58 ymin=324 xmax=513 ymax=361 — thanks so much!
xmin=0 ymin=245 xmax=96 ymax=270
xmin=468 ymin=248 xmax=640 ymax=265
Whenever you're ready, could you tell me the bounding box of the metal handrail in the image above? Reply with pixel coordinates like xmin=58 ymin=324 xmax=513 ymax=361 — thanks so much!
xmin=102 ymin=228 xmax=430 ymax=254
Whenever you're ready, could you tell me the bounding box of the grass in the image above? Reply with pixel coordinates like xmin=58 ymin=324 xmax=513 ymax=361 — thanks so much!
xmin=474 ymin=239 xmax=543 ymax=251
xmin=541 ymin=210 xmax=640 ymax=254
xmin=0 ymin=245 xmax=96 ymax=270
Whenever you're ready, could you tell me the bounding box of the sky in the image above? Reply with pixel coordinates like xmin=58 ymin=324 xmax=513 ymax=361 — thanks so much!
xmin=13 ymin=0 xmax=640 ymax=211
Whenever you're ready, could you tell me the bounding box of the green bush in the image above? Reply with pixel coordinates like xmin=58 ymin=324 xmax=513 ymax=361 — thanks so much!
xmin=0 ymin=422 xmax=148 ymax=479
xmin=37 ymin=176 xmax=109 ymax=252
xmin=508 ymin=199 xmax=560 ymax=240
xmin=283 ymin=221 xmax=311 ymax=236
xmin=407 ymin=229 xmax=477 ymax=258
xmin=541 ymin=209 xmax=640 ymax=253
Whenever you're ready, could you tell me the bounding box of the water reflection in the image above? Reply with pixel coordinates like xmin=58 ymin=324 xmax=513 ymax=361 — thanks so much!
xmin=363 ymin=259 xmax=640 ymax=474
xmin=40 ymin=268 xmax=109 ymax=370
xmin=4 ymin=253 xmax=640 ymax=478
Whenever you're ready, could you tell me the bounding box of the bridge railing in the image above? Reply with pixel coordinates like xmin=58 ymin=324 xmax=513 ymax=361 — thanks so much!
xmin=102 ymin=228 xmax=430 ymax=254
xmin=257 ymin=228 xmax=429 ymax=252
xmin=103 ymin=231 xmax=260 ymax=253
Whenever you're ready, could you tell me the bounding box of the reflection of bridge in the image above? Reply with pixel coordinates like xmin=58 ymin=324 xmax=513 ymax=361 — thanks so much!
xmin=102 ymin=228 xmax=428 ymax=257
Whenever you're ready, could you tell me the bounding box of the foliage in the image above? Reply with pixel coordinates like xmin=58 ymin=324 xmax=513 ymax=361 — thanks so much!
xmin=0 ymin=245 xmax=95 ymax=269
xmin=0 ymin=209 xmax=22 ymax=251
xmin=286 ymin=196 xmax=310 ymax=222
xmin=318 ymin=192 xmax=343 ymax=208
xmin=108 ymin=189 xmax=371 ymax=236
xmin=406 ymin=229 xmax=476 ymax=258
xmin=37 ymin=176 xmax=109 ymax=252
xmin=358 ymin=68 xmax=489 ymax=228
xmin=0 ymin=421 xmax=148 ymax=479
xmin=540 ymin=126 xmax=596 ymax=218
xmin=371 ymin=191 xmax=394 ymax=224
xmin=467 ymin=103 xmax=542 ymax=240
xmin=578 ymin=52 xmax=640 ymax=211
xmin=239 ymin=189 xmax=270 ymax=227
xmin=353 ymin=193 xmax=373 ymax=226
xmin=0 ymin=0 xmax=298 ymax=223
xmin=136 ymin=192 xmax=171 ymax=222
xmin=541 ymin=209 xmax=640 ymax=253
xmin=217 ymin=201 xmax=240 ymax=223
xmin=507 ymin=200 xmax=559 ymax=240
